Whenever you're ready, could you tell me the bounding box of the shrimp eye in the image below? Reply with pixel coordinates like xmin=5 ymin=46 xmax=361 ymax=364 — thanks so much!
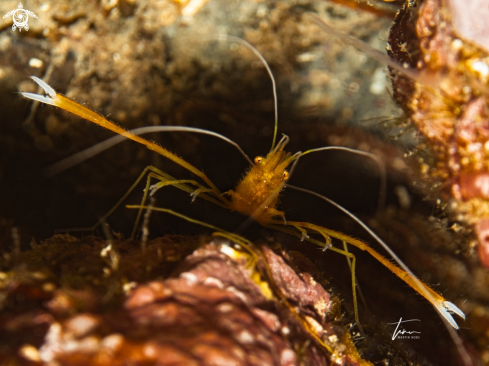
xmin=254 ymin=156 xmax=263 ymax=165
xmin=283 ymin=170 xmax=289 ymax=179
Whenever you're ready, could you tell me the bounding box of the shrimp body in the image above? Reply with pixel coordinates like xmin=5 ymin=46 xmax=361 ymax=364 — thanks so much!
xmin=22 ymin=37 xmax=465 ymax=333
xmin=228 ymin=143 xmax=293 ymax=224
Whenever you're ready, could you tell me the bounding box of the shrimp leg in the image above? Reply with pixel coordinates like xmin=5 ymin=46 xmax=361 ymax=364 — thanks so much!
xmin=127 ymin=204 xmax=338 ymax=356
xmin=267 ymin=223 xmax=365 ymax=336
xmin=53 ymin=165 xmax=226 ymax=237
xmin=21 ymin=76 xmax=229 ymax=205
xmin=268 ymin=219 xmax=465 ymax=329
xmin=131 ymin=168 xmax=218 ymax=238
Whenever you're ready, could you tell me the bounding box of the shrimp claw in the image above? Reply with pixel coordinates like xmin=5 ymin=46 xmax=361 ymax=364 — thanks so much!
xmin=21 ymin=76 xmax=57 ymax=105
xmin=437 ymin=301 xmax=465 ymax=329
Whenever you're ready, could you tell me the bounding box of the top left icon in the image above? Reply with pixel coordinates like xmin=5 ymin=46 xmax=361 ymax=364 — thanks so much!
xmin=3 ymin=3 xmax=38 ymax=32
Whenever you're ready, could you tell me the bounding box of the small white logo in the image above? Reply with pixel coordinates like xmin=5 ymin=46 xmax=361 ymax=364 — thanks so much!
xmin=3 ymin=3 xmax=38 ymax=32
xmin=387 ymin=317 xmax=421 ymax=340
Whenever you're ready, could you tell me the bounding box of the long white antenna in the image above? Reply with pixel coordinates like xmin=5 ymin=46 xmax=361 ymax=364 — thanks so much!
xmin=42 ymin=125 xmax=253 ymax=177
xmin=215 ymin=34 xmax=279 ymax=151
xmin=299 ymin=146 xmax=387 ymax=213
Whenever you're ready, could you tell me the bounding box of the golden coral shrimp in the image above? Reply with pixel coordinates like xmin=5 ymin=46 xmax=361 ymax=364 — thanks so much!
xmin=21 ymin=27 xmax=465 ymax=335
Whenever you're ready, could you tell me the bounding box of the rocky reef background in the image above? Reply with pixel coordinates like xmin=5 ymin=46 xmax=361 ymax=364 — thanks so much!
xmin=0 ymin=0 xmax=488 ymax=364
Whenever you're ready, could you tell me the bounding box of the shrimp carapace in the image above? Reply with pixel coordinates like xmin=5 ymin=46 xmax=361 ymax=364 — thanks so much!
xmin=228 ymin=135 xmax=298 ymax=224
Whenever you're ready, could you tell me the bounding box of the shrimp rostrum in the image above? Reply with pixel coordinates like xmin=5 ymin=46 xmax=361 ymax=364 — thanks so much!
xmin=22 ymin=28 xmax=465 ymax=333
